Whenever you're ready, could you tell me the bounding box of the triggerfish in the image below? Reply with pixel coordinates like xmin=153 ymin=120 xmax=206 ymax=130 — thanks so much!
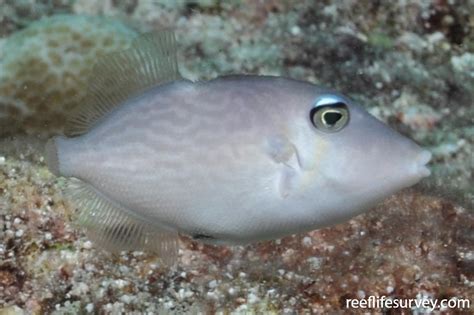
xmin=45 ymin=31 xmax=431 ymax=264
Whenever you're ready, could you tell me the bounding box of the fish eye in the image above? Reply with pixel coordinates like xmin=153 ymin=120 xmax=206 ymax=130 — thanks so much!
xmin=310 ymin=98 xmax=349 ymax=133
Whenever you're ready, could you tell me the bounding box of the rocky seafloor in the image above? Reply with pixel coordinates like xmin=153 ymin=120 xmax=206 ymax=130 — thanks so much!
xmin=1 ymin=1 xmax=473 ymax=314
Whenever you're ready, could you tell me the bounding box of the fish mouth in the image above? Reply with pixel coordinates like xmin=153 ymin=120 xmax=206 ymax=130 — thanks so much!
xmin=416 ymin=150 xmax=432 ymax=178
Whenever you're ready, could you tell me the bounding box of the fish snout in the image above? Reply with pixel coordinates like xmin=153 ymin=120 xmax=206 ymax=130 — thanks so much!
xmin=415 ymin=150 xmax=432 ymax=178
xmin=378 ymin=136 xmax=432 ymax=188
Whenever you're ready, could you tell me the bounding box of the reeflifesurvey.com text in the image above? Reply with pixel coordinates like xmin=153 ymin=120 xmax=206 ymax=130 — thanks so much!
xmin=345 ymin=295 xmax=471 ymax=312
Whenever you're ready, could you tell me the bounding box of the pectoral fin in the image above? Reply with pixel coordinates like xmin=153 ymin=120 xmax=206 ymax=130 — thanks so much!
xmin=264 ymin=135 xmax=302 ymax=198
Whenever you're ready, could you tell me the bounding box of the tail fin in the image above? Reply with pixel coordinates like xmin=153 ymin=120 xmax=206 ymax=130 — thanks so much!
xmin=45 ymin=138 xmax=60 ymax=176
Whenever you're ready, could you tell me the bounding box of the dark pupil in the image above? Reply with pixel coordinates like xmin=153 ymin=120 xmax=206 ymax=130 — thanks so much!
xmin=323 ymin=111 xmax=342 ymax=126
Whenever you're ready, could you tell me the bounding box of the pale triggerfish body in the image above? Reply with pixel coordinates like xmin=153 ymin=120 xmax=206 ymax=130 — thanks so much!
xmin=45 ymin=31 xmax=431 ymax=263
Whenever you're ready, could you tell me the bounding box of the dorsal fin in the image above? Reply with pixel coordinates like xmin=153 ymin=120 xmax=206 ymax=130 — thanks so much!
xmin=65 ymin=30 xmax=181 ymax=137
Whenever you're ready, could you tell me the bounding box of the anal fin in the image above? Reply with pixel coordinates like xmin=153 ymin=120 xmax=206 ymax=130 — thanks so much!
xmin=65 ymin=178 xmax=178 ymax=266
